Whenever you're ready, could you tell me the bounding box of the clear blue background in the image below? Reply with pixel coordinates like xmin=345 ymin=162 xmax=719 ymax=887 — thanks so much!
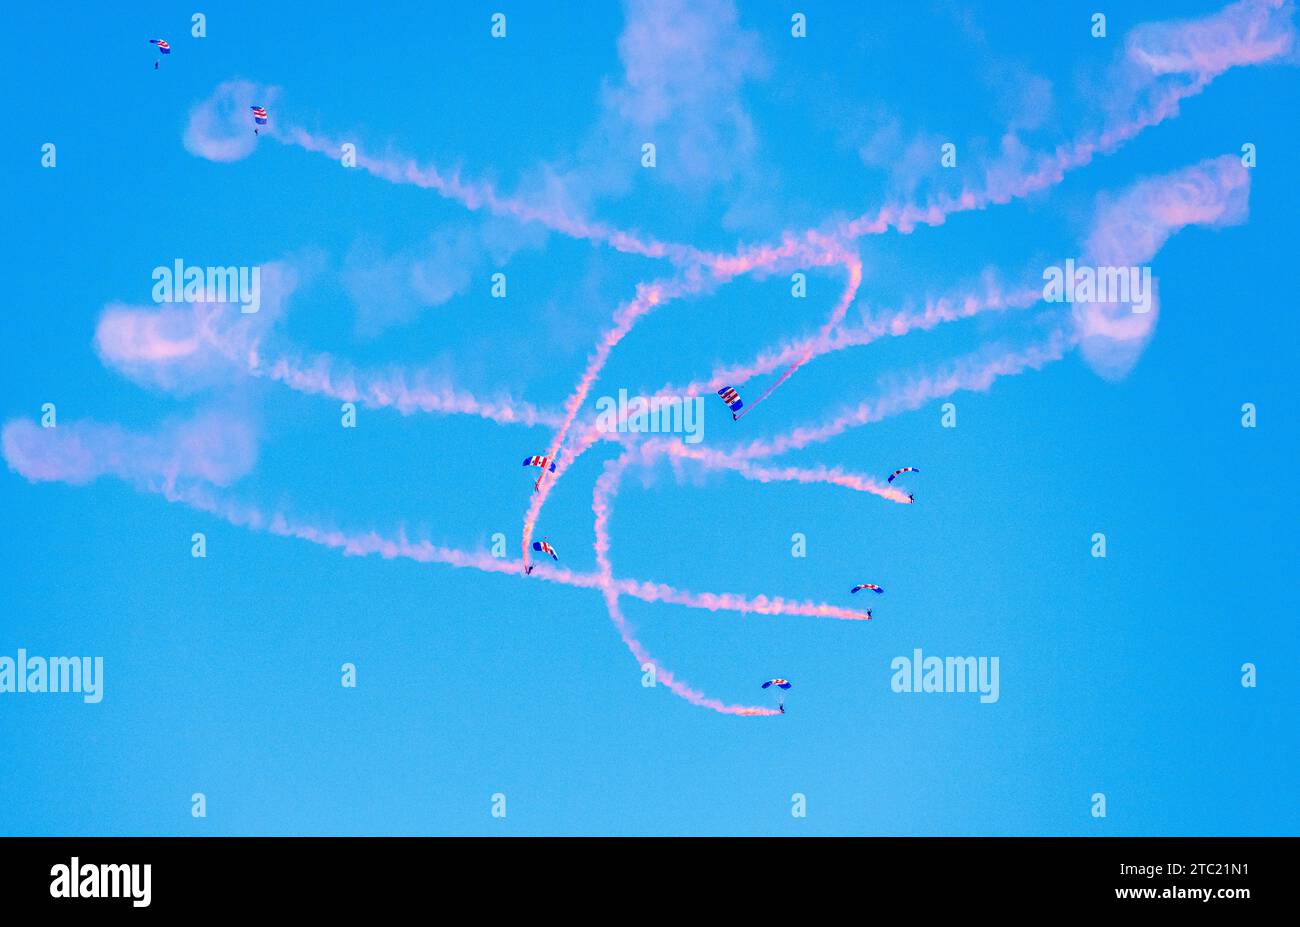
xmin=1 ymin=1 xmax=1296 ymax=835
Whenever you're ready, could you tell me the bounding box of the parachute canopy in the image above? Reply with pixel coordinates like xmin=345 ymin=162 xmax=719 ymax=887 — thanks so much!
xmin=531 ymin=540 xmax=558 ymax=561
xmin=761 ymin=678 xmax=792 ymax=690
xmin=150 ymin=39 xmax=171 ymax=54
xmin=887 ymin=466 xmax=920 ymax=483
xmin=717 ymin=386 xmax=743 ymax=414
xmin=850 ymin=583 xmax=884 ymax=595
xmin=250 ymin=105 xmax=269 ymax=125
xmin=522 ymin=455 xmax=557 ymax=473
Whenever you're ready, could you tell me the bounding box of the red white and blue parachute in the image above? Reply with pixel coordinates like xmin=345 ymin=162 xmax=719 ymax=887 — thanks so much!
xmin=761 ymin=677 xmax=791 ymax=710
xmin=850 ymin=583 xmax=884 ymax=595
xmin=150 ymin=39 xmax=171 ymax=54
xmin=531 ymin=539 xmax=558 ymax=561
xmin=887 ymin=467 xmax=919 ymax=483
xmin=250 ymin=105 xmax=269 ymax=126
xmin=717 ymin=386 xmax=743 ymax=416
xmin=524 ymin=454 xmax=558 ymax=491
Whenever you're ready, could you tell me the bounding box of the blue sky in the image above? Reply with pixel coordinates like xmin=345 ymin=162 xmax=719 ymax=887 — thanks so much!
xmin=2 ymin=1 xmax=1297 ymax=835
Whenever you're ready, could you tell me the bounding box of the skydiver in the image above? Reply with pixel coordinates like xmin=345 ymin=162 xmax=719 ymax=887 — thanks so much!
xmin=779 ymin=704 xmax=785 ymax=714
xmin=154 ymin=61 xmax=159 ymax=70
xmin=525 ymin=564 xmax=534 ymax=576
xmin=907 ymin=492 xmax=914 ymax=503
xmin=866 ymin=609 xmax=872 ymax=619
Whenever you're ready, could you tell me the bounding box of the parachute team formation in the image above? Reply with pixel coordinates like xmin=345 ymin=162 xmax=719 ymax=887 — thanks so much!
xmin=521 ymin=437 xmax=921 ymax=707
xmin=888 ymin=467 xmax=919 ymax=503
xmin=761 ymin=678 xmax=793 ymax=714
xmin=133 ymin=26 xmax=943 ymax=718
xmin=102 ymin=0 xmax=1278 ymax=716
xmin=149 ymin=38 xmax=170 ymax=69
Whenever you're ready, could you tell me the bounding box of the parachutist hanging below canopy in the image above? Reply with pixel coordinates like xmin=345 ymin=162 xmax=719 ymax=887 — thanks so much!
xmin=523 ymin=455 xmax=557 ymax=491
xmin=887 ymin=466 xmax=919 ymax=502
xmin=761 ymin=678 xmax=792 ymax=713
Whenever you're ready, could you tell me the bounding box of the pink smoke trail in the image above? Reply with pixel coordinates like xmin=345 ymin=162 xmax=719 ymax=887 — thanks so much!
xmin=512 ymin=0 xmax=1292 ymax=514
xmin=735 ymin=254 xmax=862 ymax=419
xmin=95 ymin=301 xmax=562 ymax=429
xmin=519 ymin=276 xmax=687 ymax=568
xmin=1 ymin=413 xmax=258 ymax=490
xmin=202 ymin=0 xmax=1290 ymax=278
xmin=610 ymin=436 xmax=909 ymax=504
xmin=522 ymin=235 xmax=855 ymax=569
xmin=0 ymin=431 xmax=872 ymax=625
xmin=150 ymin=480 xmax=868 ymax=620
xmin=249 ymin=348 xmax=564 ymax=428
xmin=546 ymin=275 xmax=1037 ymax=506
xmin=276 ymin=126 xmax=711 ymax=266
xmin=524 ymin=413 xmax=915 ymax=511
xmin=591 ymin=450 xmax=780 ymax=716
xmin=664 ymin=445 xmax=912 ymax=505
xmin=733 ymin=328 xmax=1077 ymax=460
xmin=154 ymin=0 xmax=1290 ymax=716
xmin=833 ymin=0 xmax=1293 ymax=239
xmin=550 ymin=279 xmax=1041 ymax=485
xmin=683 ymin=284 xmax=1044 ymax=398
